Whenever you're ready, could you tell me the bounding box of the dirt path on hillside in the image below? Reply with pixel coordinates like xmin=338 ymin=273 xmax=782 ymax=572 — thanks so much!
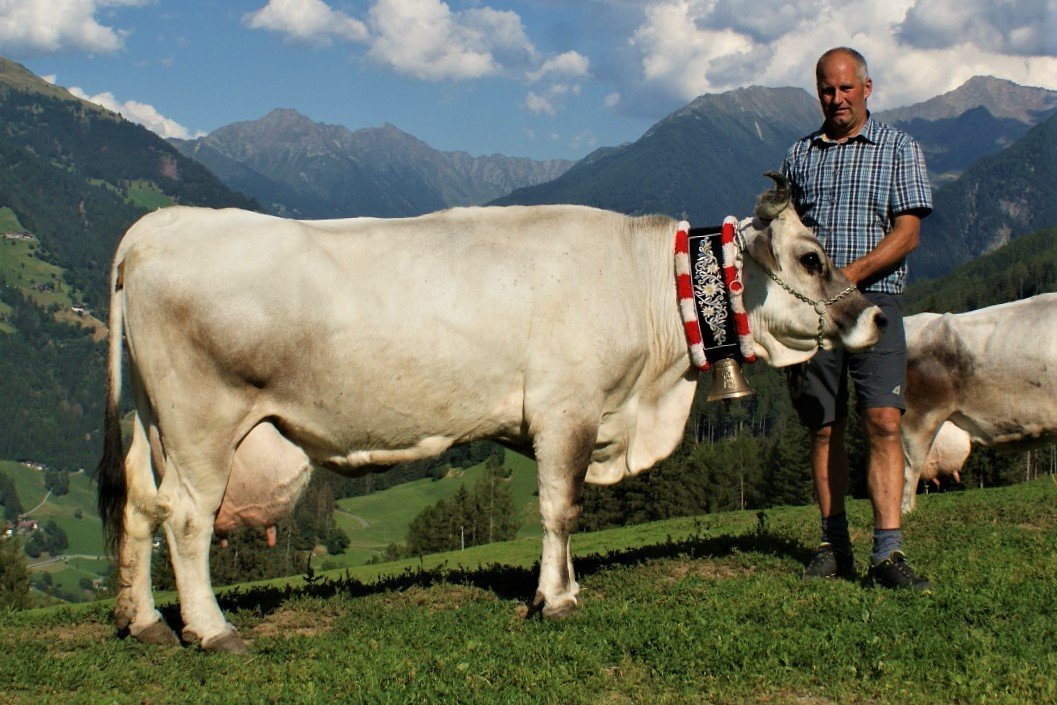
xmin=335 ymin=508 xmax=370 ymax=528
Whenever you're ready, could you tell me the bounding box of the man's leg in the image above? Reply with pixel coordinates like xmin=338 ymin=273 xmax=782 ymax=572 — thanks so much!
xmin=862 ymin=407 xmax=904 ymax=534
xmin=789 ymin=350 xmax=856 ymax=580
xmin=852 ymin=293 xmax=930 ymax=590
xmin=803 ymin=419 xmax=856 ymax=580
xmin=811 ymin=419 xmax=850 ymax=519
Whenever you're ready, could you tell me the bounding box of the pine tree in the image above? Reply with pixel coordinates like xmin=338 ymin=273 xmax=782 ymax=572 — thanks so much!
xmin=0 ymin=536 xmax=30 ymax=611
xmin=405 ymin=465 xmax=521 ymax=556
xmin=0 ymin=472 xmax=22 ymax=522
xmin=763 ymin=420 xmax=815 ymax=507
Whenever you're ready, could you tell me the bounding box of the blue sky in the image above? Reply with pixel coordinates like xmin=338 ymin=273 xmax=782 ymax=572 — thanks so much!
xmin=1 ymin=0 xmax=1055 ymax=160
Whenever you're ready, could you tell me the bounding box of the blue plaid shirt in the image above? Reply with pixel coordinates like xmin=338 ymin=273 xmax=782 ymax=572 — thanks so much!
xmin=780 ymin=116 xmax=932 ymax=293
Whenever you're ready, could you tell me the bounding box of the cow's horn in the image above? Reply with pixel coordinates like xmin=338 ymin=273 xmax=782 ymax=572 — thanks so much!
xmin=755 ymin=171 xmax=790 ymax=221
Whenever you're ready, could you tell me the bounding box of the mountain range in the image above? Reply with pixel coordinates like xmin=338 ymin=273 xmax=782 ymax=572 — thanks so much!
xmin=876 ymin=76 xmax=1057 ymax=184
xmin=493 ymin=85 xmax=822 ymax=226
xmin=170 ymin=109 xmax=573 ymax=219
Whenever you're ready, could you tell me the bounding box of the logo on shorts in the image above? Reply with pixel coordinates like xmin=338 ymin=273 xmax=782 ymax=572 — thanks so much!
xmin=892 ymin=385 xmax=902 ymax=396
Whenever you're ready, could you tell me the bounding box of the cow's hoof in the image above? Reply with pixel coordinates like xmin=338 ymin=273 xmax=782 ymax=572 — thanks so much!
xmin=542 ymin=598 xmax=579 ymax=621
xmin=133 ymin=620 xmax=180 ymax=647
xmin=201 ymin=630 xmax=249 ymax=654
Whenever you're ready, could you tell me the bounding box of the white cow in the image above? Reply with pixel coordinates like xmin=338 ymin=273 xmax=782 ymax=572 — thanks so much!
xmin=97 ymin=175 xmax=884 ymax=652
xmin=902 ymin=294 xmax=1057 ymax=512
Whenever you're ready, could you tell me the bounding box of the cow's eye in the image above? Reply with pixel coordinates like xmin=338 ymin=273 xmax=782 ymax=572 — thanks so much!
xmin=799 ymin=252 xmax=823 ymax=273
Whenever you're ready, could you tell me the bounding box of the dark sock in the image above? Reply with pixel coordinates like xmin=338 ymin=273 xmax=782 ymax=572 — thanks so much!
xmin=871 ymin=528 xmax=902 ymax=565
xmin=821 ymin=512 xmax=852 ymax=555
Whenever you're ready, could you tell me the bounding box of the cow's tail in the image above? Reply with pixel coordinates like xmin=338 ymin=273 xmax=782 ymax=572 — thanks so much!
xmin=97 ymin=258 xmax=127 ymax=559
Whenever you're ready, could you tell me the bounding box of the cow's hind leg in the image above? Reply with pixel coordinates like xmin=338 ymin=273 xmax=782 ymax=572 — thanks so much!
xmin=531 ymin=420 xmax=594 ymax=620
xmin=156 ymin=442 xmax=246 ymax=653
xmin=901 ymin=413 xmax=946 ymax=514
xmin=115 ymin=413 xmax=178 ymax=647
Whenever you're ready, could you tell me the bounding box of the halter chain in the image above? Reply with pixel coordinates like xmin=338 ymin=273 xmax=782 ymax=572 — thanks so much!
xmin=734 ymin=222 xmax=858 ymax=351
xmin=762 ymin=269 xmax=857 ymax=350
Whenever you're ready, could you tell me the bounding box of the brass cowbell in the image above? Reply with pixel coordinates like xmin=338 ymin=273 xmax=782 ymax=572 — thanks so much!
xmin=706 ymin=357 xmax=756 ymax=402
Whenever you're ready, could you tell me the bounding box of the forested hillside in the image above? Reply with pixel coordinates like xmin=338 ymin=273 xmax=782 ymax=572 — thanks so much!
xmin=905 ymin=225 xmax=1057 ymax=313
xmin=0 ymin=57 xmax=259 ymax=472
xmin=911 ymin=111 xmax=1057 ymax=281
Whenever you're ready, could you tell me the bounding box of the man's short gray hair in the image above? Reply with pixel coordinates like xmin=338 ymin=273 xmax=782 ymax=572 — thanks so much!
xmin=816 ymin=47 xmax=869 ymax=86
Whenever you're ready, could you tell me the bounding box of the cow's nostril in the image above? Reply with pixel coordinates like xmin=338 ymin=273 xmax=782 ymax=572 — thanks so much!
xmin=874 ymin=310 xmax=888 ymax=330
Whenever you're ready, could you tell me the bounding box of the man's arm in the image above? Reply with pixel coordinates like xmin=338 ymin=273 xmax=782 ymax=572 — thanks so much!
xmin=841 ymin=210 xmax=926 ymax=286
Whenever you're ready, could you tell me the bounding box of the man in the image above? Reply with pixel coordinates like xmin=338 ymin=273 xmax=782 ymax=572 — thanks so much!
xmin=781 ymin=47 xmax=932 ymax=590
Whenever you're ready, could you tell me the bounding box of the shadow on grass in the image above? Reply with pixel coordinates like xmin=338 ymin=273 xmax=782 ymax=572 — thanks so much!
xmin=155 ymin=526 xmax=813 ymax=629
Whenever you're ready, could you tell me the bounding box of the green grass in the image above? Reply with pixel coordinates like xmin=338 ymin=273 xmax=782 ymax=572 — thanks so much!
xmin=0 ymin=207 xmax=82 ymax=316
xmin=0 ymin=206 xmax=22 ymax=231
xmin=2 ymin=478 xmax=1055 ymax=704
xmin=125 ymin=180 xmax=173 ymax=210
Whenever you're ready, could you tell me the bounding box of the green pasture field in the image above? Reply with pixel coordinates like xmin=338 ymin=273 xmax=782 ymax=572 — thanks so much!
xmin=125 ymin=180 xmax=173 ymax=211
xmin=0 ymin=206 xmax=21 ymax=231
xmin=0 ymin=218 xmax=74 ymax=312
xmin=2 ymin=460 xmax=106 ymax=604
xmin=2 ymin=477 xmax=1055 ymax=704
xmin=332 ymin=451 xmax=541 ymax=567
xmin=0 ymin=461 xmax=104 ymax=558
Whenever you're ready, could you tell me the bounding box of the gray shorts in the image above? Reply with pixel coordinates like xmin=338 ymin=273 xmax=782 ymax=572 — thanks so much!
xmin=786 ymin=292 xmax=906 ymax=429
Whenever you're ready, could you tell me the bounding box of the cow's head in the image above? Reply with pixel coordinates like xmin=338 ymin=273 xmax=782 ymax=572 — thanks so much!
xmin=736 ymin=172 xmax=885 ymax=367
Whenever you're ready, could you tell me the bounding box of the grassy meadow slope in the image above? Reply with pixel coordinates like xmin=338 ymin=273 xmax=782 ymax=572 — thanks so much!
xmin=331 ymin=451 xmax=541 ymax=567
xmin=0 ymin=460 xmax=105 ymax=603
xmin=1 ymin=478 xmax=1054 ymax=704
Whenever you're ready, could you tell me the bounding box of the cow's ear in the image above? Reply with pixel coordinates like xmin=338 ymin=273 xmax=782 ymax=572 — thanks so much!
xmin=747 ymin=230 xmax=778 ymax=271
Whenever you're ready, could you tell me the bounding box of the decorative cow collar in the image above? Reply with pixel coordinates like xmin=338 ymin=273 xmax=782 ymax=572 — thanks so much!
xmin=675 ymin=217 xmax=757 ymax=372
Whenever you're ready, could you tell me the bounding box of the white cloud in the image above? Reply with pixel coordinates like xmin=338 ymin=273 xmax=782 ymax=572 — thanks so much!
xmin=524 ymin=90 xmax=555 ymax=115
xmin=527 ymin=50 xmax=590 ymax=82
xmin=621 ymin=0 xmax=1057 ymax=112
xmin=523 ymin=82 xmax=582 ymax=115
xmin=243 ymin=0 xmax=592 ymax=114
xmin=0 ymin=0 xmax=148 ymax=55
xmin=246 ymin=0 xmax=589 ymax=102
xmin=64 ymin=83 xmax=201 ymax=139
xmin=243 ymin=0 xmax=368 ymax=46
xmin=603 ymin=92 xmax=620 ymax=108
xmin=366 ymin=0 xmax=535 ymax=81
xmin=522 ymin=51 xmax=589 ymax=115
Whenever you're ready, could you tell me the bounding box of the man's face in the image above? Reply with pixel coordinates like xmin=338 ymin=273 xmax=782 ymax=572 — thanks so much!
xmin=817 ymin=52 xmax=872 ymax=138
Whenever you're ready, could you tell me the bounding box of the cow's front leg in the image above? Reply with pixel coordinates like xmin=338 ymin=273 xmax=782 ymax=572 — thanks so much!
xmin=532 ymin=424 xmax=593 ymax=620
xmin=158 ymin=461 xmax=247 ymax=653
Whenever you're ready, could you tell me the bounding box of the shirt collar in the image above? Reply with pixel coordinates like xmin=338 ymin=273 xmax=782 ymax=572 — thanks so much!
xmin=811 ymin=113 xmax=879 ymax=145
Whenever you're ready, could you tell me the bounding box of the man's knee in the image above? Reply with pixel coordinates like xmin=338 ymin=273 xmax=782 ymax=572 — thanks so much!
xmin=862 ymin=407 xmax=902 ymax=442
